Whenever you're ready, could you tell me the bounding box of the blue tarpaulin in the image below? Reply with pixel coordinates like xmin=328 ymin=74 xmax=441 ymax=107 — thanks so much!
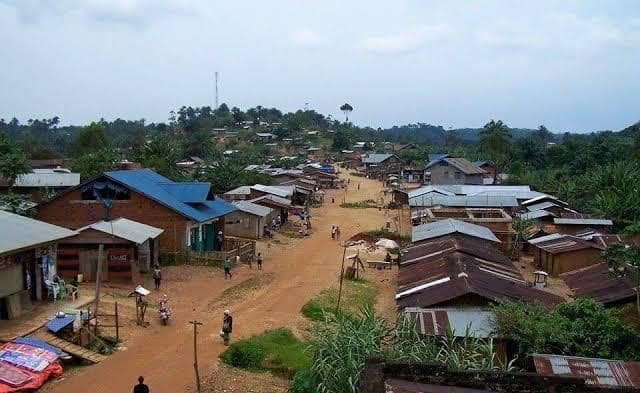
xmin=45 ymin=315 xmax=75 ymax=333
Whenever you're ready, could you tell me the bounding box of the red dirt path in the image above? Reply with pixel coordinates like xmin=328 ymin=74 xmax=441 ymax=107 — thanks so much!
xmin=41 ymin=173 xmax=386 ymax=393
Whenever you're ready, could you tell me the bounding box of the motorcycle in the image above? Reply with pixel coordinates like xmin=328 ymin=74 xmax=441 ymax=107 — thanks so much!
xmin=159 ymin=297 xmax=172 ymax=325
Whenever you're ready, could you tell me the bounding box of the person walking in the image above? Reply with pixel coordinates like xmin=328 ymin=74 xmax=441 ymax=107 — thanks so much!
xmin=224 ymin=257 xmax=232 ymax=279
xmin=357 ymin=183 xmax=360 ymax=190
xmin=152 ymin=265 xmax=162 ymax=290
xmin=133 ymin=376 xmax=149 ymax=393
xmin=235 ymin=254 xmax=241 ymax=268
xmin=257 ymin=252 xmax=263 ymax=270
xmin=331 ymin=224 xmax=336 ymax=240
xmin=221 ymin=310 xmax=233 ymax=346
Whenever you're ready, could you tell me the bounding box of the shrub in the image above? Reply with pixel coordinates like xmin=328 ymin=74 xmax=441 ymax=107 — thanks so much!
xmin=349 ymin=172 xmax=365 ymax=177
xmin=340 ymin=200 xmax=377 ymax=209
xmin=221 ymin=341 xmax=265 ymax=369
xmin=492 ymin=298 xmax=640 ymax=361
xmin=220 ymin=328 xmax=310 ymax=375
xmin=300 ymin=279 xmax=377 ymax=322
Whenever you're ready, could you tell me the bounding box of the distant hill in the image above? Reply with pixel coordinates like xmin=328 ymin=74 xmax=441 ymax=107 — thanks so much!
xmin=382 ymin=123 xmax=537 ymax=144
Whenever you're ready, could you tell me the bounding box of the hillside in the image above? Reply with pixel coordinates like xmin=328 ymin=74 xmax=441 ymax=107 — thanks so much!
xmin=382 ymin=123 xmax=538 ymax=144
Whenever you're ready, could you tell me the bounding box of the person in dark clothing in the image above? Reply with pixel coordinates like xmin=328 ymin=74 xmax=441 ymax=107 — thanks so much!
xmin=133 ymin=376 xmax=149 ymax=393
xmin=222 ymin=310 xmax=233 ymax=345
xmin=257 ymin=252 xmax=263 ymax=270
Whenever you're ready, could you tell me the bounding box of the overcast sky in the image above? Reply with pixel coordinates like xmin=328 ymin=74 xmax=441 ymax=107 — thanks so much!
xmin=1 ymin=0 xmax=639 ymax=132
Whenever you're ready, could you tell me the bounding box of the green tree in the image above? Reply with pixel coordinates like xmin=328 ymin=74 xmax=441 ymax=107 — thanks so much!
xmin=0 ymin=133 xmax=30 ymax=191
xmin=510 ymin=217 xmax=540 ymax=259
xmin=137 ymin=133 xmax=183 ymax=179
xmin=602 ymin=243 xmax=640 ymax=312
xmin=71 ymin=149 xmax=118 ymax=180
xmin=332 ymin=129 xmax=352 ymax=151
xmin=71 ymin=122 xmax=110 ymax=157
xmin=339 ymin=103 xmax=353 ymax=122
xmin=479 ymin=120 xmax=512 ymax=163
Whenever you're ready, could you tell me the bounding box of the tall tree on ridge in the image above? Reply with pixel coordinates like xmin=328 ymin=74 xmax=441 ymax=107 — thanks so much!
xmin=340 ymin=103 xmax=353 ymax=122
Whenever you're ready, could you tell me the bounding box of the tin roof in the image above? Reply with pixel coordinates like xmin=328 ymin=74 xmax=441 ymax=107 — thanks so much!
xmin=105 ymin=169 xmax=236 ymax=223
xmin=397 ymin=235 xmax=562 ymax=308
xmin=561 ymin=263 xmax=637 ymax=305
xmin=522 ymin=194 xmax=568 ymax=206
xmin=224 ymin=185 xmax=252 ymax=195
xmin=533 ymin=354 xmax=640 ymax=388
xmin=531 ymin=234 xmax=604 ymax=254
xmin=554 ymin=218 xmax=613 ymax=226
xmin=77 ymin=218 xmax=164 ymax=244
xmin=518 ymin=210 xmax=556 ymax=220
xmin=409 ymin=195 xmax=519 ymax=208
xmin=427 ymin=153 xmax=450 ymax=162
xmin=232 ymin=201 xmax=273 ymax=217
xmin=250 ymin=194 xmax=292 ymax=208
xmin=429 ymin=158 xmax=487 ymax=175
xmin=8 ymin=169 xmax=81 ymax=188
xmin=0 ymin=210 xmax=77 ymax=255
xmin=362 ymin=153 xmax=396 ymax=164
xmin=401 ymin=185 xmax=456 ymax=198
xmin=250 ymin=184 xmax=294 ymax=198
xmin=404 ymin=307 xmax=496 ymax=338
xmin=526 ymin=201 xmax=560 ymax=211
xmin=412 ymin=219 xmax=500 ymax=243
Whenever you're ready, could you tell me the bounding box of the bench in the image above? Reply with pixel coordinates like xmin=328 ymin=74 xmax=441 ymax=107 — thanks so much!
xmin=367 ymin=260 xmax=392 ymax=270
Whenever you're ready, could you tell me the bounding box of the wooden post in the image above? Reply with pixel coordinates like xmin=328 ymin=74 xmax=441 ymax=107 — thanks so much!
xmin=336 ymin=244 xmax=347 ymax=314
xmin=93 ymin=244 xmax=104 ymax=335
xmin=189 ymin=320 xmax=203 ymax=393
xmin=115 ymin=302 xmax=119 ymax=342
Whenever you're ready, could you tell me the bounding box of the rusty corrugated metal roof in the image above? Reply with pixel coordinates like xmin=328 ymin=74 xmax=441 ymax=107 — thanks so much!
xmin=533 ymin=354 xmax=640 ymax=388
xmin=385 ymin=379 xmax=498 ymax=393
xmin=561 ymin=263 xmax=637 ymax=305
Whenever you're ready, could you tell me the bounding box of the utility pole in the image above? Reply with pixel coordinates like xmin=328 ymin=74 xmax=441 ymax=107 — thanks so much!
xmin=189 ymin=320 xmax=203 ymax=393
xmin=336 ymin=244 xmax=348 ymax=314
xmin=94 ymin=244 xmax=104 ymax=320
xmin=214 ymin=72 xmax=219 ymax=109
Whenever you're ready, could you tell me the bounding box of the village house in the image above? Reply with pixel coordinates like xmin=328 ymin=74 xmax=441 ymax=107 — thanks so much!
xmin=0 ymin=168 xmax=81 ymax=203
xmin=397 ymin=233 xmax=562 ymax=309
xmin=0 ymin=210 xmax=76 ymax=319
xmin=361 ymin=153 xmax=401 ymax=179
xmin=561 ymin=263 xmax=638 ymax=307
xmin=425 ymin=157 xmax=487 ymax=185
xmin=472 ymin=160 xmax=497 ymax=183
xmin=306 ymin=147 xmax=323 ymax=160
xmin=411 ymin=218 xmax=502 ymax=249
xmin=400 ymin=166 xmax=425 ymax=184
xmin=222 ymin=185 xmax=252 ymax=201
xmin=411 ymin=208 xmax=514 ymax=252
xmin=552 ymin=217 xmax=614 ymax=234
xmin=224 ymin=201 xmax=275 ymax=239
xmin=36 ymin=169 xmax=237 ymax=254
xmin=248 ymin=184 xmax=294 ymax=200
xmin=528 ymin=233 xmax=605 ymax=275
xmin=255 ymin=132 xmax=276 ymax=141
xmin=303 ymin=167 xmax=340 ymax=188
xmin=56 ymin=218 xmax=163 ymax=282
xmin=249 ymin=194 xmax=292 ymax=222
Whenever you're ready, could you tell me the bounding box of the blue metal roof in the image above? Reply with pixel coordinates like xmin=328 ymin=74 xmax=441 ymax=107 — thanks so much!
xmin=427 ymin=153 xmax=449 ymax=163
xmin=105 ymin=169 xmax=236 ymax=223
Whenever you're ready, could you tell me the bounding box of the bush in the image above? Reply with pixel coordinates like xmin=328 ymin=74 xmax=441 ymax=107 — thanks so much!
xmin=220 ymin=328 xmax=310 ymax=375
xmin=288 ymin=370 xmax=312 ymax=393
xmin=300 ymin=279 xmax=378 ymax=322
xmin=340 ymin=200 xmax=377 ymax=209
xmin=349 ymin=172 xmax=365 ymax=177
xmin=492 ymin=298 xmax=640 ymax=361
xmin=221 ymin=341 xmax=265 ymax=369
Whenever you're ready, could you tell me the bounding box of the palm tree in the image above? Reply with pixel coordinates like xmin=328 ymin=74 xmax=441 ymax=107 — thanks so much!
xmin=339 ymin=103 xmax=353 ymax=122
xmin=479 ymin=120 xmax=512 ymax=160
xmin=602 ymin=243 xmax=640 ymax=312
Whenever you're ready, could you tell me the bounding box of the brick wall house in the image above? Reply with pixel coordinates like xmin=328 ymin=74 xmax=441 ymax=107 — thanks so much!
xmin=37 ymin=169 xmax=236 ymax=254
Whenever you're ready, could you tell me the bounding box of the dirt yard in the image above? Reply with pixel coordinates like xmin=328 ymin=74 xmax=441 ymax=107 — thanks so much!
xmin=39 ymin=172 xmax=393 ymax=393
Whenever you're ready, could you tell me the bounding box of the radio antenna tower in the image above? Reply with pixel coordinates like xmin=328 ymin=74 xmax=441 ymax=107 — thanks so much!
xmin=214 ymin=72 xmax=219 ymax=108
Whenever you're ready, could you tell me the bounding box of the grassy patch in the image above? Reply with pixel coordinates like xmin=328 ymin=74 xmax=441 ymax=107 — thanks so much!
xmin=364 ymin=229 xmax=412 ymax=246
xmin=340 ymin=199 xmax=377 ymax=209
xmin=280 ymin=229 xmax=305 ymax=238
xmin=349 ymin=172 xmax=365 ymax=177
xmin=219 ymin=328 xmax=310 ymax=376
xmin=301 ymin=278 xmax=378 ymax=321
xmin=221 ymin=273 xmax=275 ymax=298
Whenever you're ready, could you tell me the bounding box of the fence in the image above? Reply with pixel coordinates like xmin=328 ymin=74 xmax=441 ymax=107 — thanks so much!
xmin=160 ymin=236 xmax=256 ymax=267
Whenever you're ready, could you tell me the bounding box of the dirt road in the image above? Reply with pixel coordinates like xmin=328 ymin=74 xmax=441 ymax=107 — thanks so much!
xmin=43 ymin=173 xmax=387 ymax=393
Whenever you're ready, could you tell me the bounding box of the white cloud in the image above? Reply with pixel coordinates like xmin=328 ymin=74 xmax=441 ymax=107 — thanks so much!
xmin=361 ymin=24 xmax=454 ymax=54
xmin=0 ymin=0 xmax=198 ymax=25
xmin=290 ymin=28 xmax=328 ymax=48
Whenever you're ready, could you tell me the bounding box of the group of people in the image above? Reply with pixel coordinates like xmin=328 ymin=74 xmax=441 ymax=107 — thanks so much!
xmin=330 ymin=224 xmax=341 ymax=240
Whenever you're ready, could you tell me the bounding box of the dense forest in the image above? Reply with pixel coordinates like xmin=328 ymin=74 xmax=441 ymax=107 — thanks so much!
xmin=1 ymin=106 xmax=639 ymax=232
